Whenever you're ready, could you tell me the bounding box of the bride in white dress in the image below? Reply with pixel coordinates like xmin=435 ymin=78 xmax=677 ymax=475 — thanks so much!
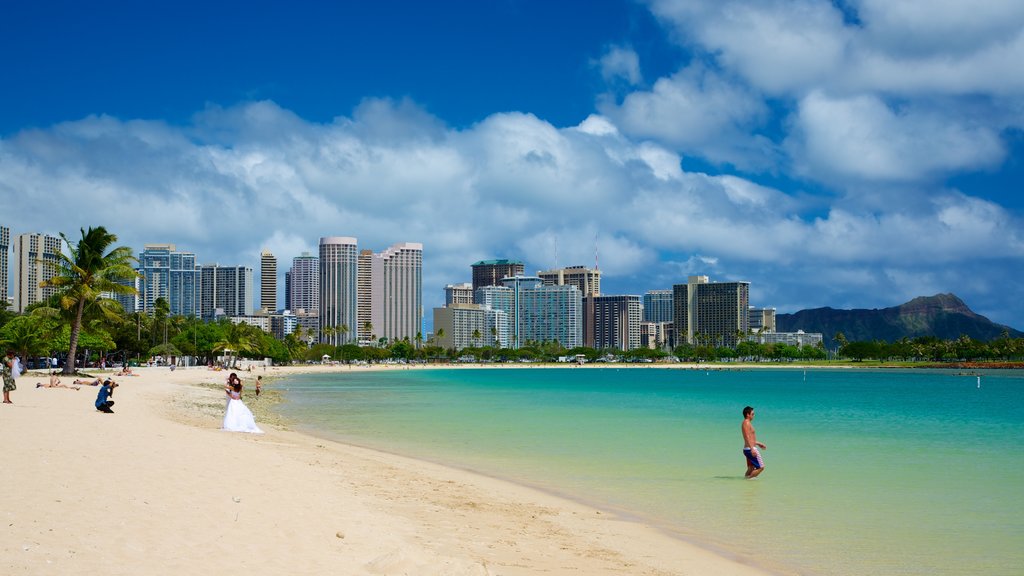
xmin=222 ymin=374 xmax=263 ymax=434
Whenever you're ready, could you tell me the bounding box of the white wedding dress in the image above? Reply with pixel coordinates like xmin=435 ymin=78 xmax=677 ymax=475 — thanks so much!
xmin=222 ymin=391 xmax=263 ymax=434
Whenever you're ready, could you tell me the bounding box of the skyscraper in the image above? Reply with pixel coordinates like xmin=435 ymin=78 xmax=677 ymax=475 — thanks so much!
xmin=445 ymin=283 xmax=474 ymax=306
xmin=373 ymin=242 xmax=423 ymax=343
xmin=0 ymin=226 xmax=9 ymax=305
xmin=357 ymin=249 xmax=375 ymax=343
xmin=138 ymin=244 xmax=198 ymax=317
xmin=537 ymin=265 xmax=601 ymax=297
xmin=584 ymin=294 xmax=642 ymax=351
xmin=643 ymin=289 xmax=673 ymax=323
xmin=12 ymin=232 xmax=61 ymax=312
xmin=673 ymin=275 xmax=750 ymax=347
xmin=260 ymin=249 xmax=277 ymax=313
xmin=319 ymin=237 xmax=358 ymax=346
xmin=286 ymin=252 xmax=319 ymax=314
xmin=198 ymin=264 xmax=254 ymax=319
xmin=471 ymin=259 xmax=524 ymax=291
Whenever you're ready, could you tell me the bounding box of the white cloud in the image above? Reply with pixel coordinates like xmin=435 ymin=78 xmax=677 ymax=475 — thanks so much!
xmin=788 ymin=91 xmax=1006 ymax=182
xmin=597 ymin=45 xmax=643 ymax=86
xmin=1 ymin=99 xmax=1022 ymax=328
xmin=600 ymin=64 xmax=775 ymax=168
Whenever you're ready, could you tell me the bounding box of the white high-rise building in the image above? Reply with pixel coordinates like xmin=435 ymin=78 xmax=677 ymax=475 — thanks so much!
xmin=12 ymin=232 xmax=61 ymax=312
xmin=371 ymin=242 xmax=423 ymax=344
xmin=0 ymin=226 xmax=9 ymax=305
xmin=260 ymin=249 xmax=277 ymax=313
xmin=198 ymin=264 xmax=254 ymax=319
xmin=319 ymin=237 xmax=358 ymax=346
xmin=286 ymin=252 xmax=319 ymax=314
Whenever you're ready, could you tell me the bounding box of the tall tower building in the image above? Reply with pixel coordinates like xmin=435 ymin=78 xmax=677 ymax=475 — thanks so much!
xmin=198 ymin=264 xmax=254 ymax=319
xmin=445 ymin=283 xmax=474 ymax=306
xmin=643 ymin=289 xmax=673 ymax=323
xmin=471 ymin=259 xmax=524 ymax=291
xmin=319 ymin=237 xmax=358 ymax=346
xmin=372 ymin=242 xmax=423 ymax=343
xmin=139 ymin=244 xmax=198 ymax=317
xmin=12 ymin=232 xmax=61 ymax=312
xmin=673 ymin=275 xmax=750 ymax=347
xmin=537 ymin=265 xmax=601 ymax=297
xmin=0 ymin=226 xmax=9 ymax=305
xmin=286 ymin=252 xmax=319 ymax=313
xmin=357 ymin=249 xmax=375 ymax=343
xmin=260 ymin=250 xmax=277 ymax=313
xmin=584 ymin=294 xmax=642 ymax=351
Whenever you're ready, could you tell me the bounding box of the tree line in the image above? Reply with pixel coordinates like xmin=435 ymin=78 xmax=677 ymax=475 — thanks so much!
xmin=2 ymin=226 xmax=1022 ymax=371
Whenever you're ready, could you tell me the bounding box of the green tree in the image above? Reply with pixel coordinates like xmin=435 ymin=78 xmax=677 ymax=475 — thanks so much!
xmin=41 ymin=226 xmax=138 ymax=375
xmin=212 ymin=321 xmax=260 ymax=367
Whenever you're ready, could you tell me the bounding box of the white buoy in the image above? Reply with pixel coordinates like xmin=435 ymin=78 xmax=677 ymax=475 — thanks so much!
xmin=977 ymin=376 xmax=981 ymax=388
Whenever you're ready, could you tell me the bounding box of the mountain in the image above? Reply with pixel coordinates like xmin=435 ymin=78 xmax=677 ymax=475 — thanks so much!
xmin=775 ymin=294 xmax=1023 ymax=347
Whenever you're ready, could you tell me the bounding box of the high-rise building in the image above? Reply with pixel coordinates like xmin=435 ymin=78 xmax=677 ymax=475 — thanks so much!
xmin=357 ymin=249 xmax=375 ymax=343
xmin=0 ymin=226 xmax=9 ymax=305
xmin=198 ymin=264 xmax=254 ymax=319
xmin=12 ymin=232 xmax=61 ymax=312
xmin=286 ymin=252 xmax=319 ymax=314
xmin=260 ymin=250 xmax=277 ymax=313
xmin=445 ymin=283 xmax=474 ymax=306
xmin=643 ymin=289 xmax=674 ymax=323
xmin=471 ymin=259 xmax=524 ymax=291
xmin=319 ymin=237 xmax=358 ymax=346
xmin=673 ymin=275 xmax=750 ymax=347
xmin=640 ymin=322 xmax=673 ymax=350
xmin=749 ymin=307 xmax=777 ymax=334
xmin=503 ymin=276 xmax=582 ymax=349
xmin=583 ymin=294 xmax=642 ymax=351
xmin=369 ymin=242 xmax=423 ymax=343
xmin=432 ymin=303 xmax=508 ymax=350
xmin=537 ymin=265 xmax=601 ymax=297
xmin=138 ymin=244 xmax=198 ymax=317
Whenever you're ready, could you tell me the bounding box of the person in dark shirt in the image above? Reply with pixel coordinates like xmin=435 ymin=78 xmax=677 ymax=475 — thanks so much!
xmin=95 ymin=379 xmax=118 ymax=413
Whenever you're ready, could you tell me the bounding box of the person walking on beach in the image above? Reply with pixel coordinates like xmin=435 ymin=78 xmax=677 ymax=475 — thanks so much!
xmin=2 ymin=350 xmax=17 ymax=404
xmin=742 ymin=406 xmax=767 ymax=479
xmin=255 ymin=375 xmax=262 ymax=397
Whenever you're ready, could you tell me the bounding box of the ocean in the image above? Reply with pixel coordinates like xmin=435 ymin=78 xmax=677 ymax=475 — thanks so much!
xmin=275 ymin=367 xmax=1023 ymax=575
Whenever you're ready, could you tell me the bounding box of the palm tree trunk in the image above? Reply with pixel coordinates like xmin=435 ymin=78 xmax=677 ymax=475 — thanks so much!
xmin=63 ymin=299 xmax=86 ymax=375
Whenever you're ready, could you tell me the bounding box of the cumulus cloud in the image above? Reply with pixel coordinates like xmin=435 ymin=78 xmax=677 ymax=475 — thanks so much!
xmin=788 ymin=92 xmax=1006 ymax=182
xmin=1 ymin=99 xmax=1022 ymax=328
xmin=600 ymin=64 xmax=776 ymax=169
xmin=597 ymin=45 xmax=643 ymax=86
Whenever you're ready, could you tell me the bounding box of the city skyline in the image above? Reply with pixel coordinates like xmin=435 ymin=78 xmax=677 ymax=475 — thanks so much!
xmin=2 ymin=1 xmax=1023 ymax=330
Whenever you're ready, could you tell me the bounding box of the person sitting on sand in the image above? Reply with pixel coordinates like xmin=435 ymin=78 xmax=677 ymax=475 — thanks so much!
xmin=95 ymin=379 xmax=117 ymax=413
xmin=117 ymin=366 xmax=133 ymax=376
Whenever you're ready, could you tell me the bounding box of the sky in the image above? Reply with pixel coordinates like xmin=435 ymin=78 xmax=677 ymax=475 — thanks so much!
xmin=2 ymin=0 xmax=1023 ymax=332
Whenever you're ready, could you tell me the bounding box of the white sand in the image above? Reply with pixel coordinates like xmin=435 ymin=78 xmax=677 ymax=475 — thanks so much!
xmin=1 ymin=365 xmax=773 ymax=575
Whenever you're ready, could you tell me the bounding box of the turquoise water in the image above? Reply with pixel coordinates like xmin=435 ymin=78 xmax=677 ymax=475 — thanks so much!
xmin=276 ymin=367 xmax=1024 ymax=575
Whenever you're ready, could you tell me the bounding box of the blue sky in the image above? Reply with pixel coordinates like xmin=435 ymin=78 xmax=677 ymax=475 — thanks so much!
xmin=2 ymin=0 xmax=1023 ymax=331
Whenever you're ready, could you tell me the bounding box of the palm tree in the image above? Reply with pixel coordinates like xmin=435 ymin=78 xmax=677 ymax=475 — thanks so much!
xmin=212 ymin=322 xmax=260 ymax=368
xmin=41 ymin=226 xmax=138 ymax=375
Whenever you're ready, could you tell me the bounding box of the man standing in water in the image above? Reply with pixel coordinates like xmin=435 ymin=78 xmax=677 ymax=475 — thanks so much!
xmin=742 ymin=406 xmax=767 ymax=478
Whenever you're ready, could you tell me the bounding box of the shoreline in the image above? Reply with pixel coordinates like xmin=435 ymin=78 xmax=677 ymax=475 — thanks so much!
xmin=3 ymin=364 xmax=775 ymax=576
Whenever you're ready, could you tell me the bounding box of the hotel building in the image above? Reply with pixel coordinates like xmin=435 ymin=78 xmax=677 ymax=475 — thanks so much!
xmin=319 ymin=237 xmax=358 ymax=346
xmin=583 ymin=294 xmax=642 ymax=351
xmin=138 ymin=244 xmax=198 ymax=317
xmin=370 ymin=242 xmax=423 ymax=344
xmin=673 ymin=275 xmax=750 ymax=347
xmin=12 ymin=232 xmax=61 ymax=312
xmin=537 ymin=265 xmax=601 ymax=297
xmin=198 ymin=264 xmax=254 ymax=319
xmin=260 ymin=250 xmax=277 ymax=313
xmin=471 ymin=259 xmax=524 ymax=291
xmin=432 ymin=303 xmax=509 ymax=350
xmin=643 ymin=289 xmax=674 ymax=323
xmin=286 ymin=252 xmax=319 ymax=314
xmin=0 ymin=226 xmax=8 ymax=304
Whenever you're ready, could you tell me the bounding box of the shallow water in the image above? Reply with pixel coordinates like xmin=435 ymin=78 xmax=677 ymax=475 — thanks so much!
xmin=276 ymin=367 xmax=1024 ymax=575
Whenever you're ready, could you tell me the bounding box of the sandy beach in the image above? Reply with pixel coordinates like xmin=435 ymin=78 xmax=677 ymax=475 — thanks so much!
xmin=2 ymin=364 xmax=772 ymax=576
